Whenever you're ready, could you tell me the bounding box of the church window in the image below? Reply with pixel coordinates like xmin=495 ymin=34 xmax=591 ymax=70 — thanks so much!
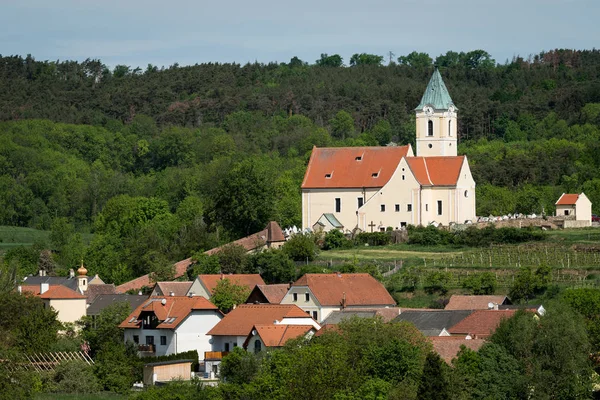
xmin=402 ymin=175 xmax=405 ymax=180
xmin=448 ymin=120 xmax=452 ymax=137
xmin=395 ymin=204 xmax=400 ymax=212
xmin=437 ymin=200 xmax=443 ymax=215
xmin=464 ymin=190 xmax=469 ymax=198
xmin=380 ymin=204 xmax=386 ymax=212
xmin=335 ymin=198 xmax=341 ymax=213
xmin=358 ymin=197 xmax=364 ymax=208
xmin=428 ymin=144 xmax=433 ymax=149
xmin=425 ymin=204 xmax=429 ymax=212
xmin=428 ymin=120 xmax=433 ymax=136
xmin=407 ymin=204 xmax=412 ymax=212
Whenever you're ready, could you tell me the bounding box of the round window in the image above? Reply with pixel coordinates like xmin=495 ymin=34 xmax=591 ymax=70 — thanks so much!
xmin=428 ymin=144 xmax=433 ymax=149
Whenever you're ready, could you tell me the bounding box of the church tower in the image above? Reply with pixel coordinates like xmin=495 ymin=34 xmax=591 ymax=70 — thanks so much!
xmin=415 ymin=69 xmax=457 ymax=157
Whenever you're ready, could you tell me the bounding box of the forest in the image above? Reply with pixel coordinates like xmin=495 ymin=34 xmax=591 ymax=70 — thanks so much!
xmin=1 ymin=49 xmax=600 ymax=283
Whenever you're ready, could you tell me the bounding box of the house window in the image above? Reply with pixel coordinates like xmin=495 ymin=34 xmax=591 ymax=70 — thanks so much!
xmin=564 ymin=210 xmax=569 ymax=216
xmin=233 ymin=343 xmax=238 ymax=347
xmin=400 ymin=222 xmax=407 ymax=228
xmin=407 ymin=204 xmax=412 ymax=212
xmin=335 ymin=198 xmax=341 ymax=213
xmin=448 ymin=120 xmax=452 ymax=137
xmin=254 ymin=340 xmax=262 ymax=354
xmin=428 ymin=120 xmax=433 ymax=136
xmin=305 ymin=293 xmax=309 ymax=302
xmin=133 ymin=335 xmax=139 ymax=344
xmin=160 ymin=336 xmax=166 ymax=346
xmin=380 ymin=204 xmax=385 ymax=212
xmin=224 ymin=343 xmax=230 ymax=352
xmin=437 ymin=200 xmax=442 ymax=215
xmin=312 ymin=311 xmax=318 ymax=320
xmin=145 ymin=336 xmax=154 ymax=345
xmin=293 ymin=293 xmax=298 ymax=302
xmin=358 ymin=197 xmax=364 ymax=208
xmin=395 ymin=204 xmax=400 ymax=212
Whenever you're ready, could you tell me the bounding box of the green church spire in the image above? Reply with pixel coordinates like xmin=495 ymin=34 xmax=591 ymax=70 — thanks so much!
xmin=415 ymin=69 xmax=456 ymax=111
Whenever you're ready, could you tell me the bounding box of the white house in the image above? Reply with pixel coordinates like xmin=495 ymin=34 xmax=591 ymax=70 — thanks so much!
xmin=279 ymin=273 xmax=396 ymax=323
xmin=186 ymin=274 xmax=265 ymax=299
xmin=205 ymin=304 xmax=320 ymax=375
xmin=301 ymin=69 xmax=476 ymax=231
xmin=555 ymin=193 xmax=592 ymax=226
xmin=119 ymin=296 xmax=223 ymax=357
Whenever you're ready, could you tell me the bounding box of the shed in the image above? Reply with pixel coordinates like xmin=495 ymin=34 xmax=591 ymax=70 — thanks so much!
xmin=143 ymin=359 xmax=193 ymax=385
xmin=555 ymin=193 xmax=592 ymax=226
xmin=312 ymin=213 xmax=344 ymax=233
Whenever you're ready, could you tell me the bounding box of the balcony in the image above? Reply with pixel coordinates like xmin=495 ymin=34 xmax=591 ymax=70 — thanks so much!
xmin=204 ymin=351 xmax=229 ymax=360
xmin=138 ymin=344 xmax=155 ymax=353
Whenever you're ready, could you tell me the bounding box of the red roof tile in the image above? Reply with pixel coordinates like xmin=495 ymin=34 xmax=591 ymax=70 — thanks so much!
xmin=292 ymin=273 xmax=395 ymax=307
xmin=556 ymin=193 xmax=580 ymax=205
xmin=154 ymin=282 xmax=193 ymax=297
xmin=252 ymin=324 xmax=315 ymax=347
xmin=430 ymin=336 xmax=486 ymax=363
xmin=248 ymin=284 xmax=290 ymax=304
xmin=39 ymin=285 xmax=86 ymax=300
xmin=85 ymin=284 xmax=117 ymax=304
xmin=204 ymin=222 xmax=285 ymax=255
xmin=405 ymin=156 xmax=465 ymax=186
xmin=116 ymin=258 xmax=193 ymax=293
xmin=119 ymin=296 xmax=219 ymax=330
xmin=301 ymin=146 xmax=412 ymax=189
xmin=197 ymin=274 xmax=265 ymax=296
xmin=207 ymin=304 xmax=314 ymax=336
xmin=20 ymin=285 xmax=41 ymax=295
xmin=447 ymin=310 xmax=517 ymax=338
xmin=444 ymin=295 xmax=508 ymax=310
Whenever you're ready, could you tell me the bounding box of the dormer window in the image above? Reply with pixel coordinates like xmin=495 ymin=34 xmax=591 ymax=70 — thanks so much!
xmin=371 ymin=172 xmax=379 ymax=178
xmin=355 ymin=155 xmax=363 ymax=161
xmin=325 ymin=173 xmax=332 ymax=179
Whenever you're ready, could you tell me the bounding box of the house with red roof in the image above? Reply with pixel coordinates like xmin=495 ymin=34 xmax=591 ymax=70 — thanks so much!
xmin=445 ymin=295 xmax=510 ymax=311
xmin=186 ymin=274 xmax=265 ymax=300
xmin=151 ymin=281 xmax=193 ymax=297
xmin=245 ymin=284 xmax=290 ymax=304
xmin=447 ymin=309 xmax=518 ymax=339
xmin=19 ymin=282 xmax=87 ymax=325
xmin=280 ymin=273 xmax=396 ymax=322
xmin=205 ymin=304 xmax=320 ymax=374
xmin=119 ymin=296 xmax=223 ymax=357
xmin=555 ymin=193 xmax=592 ymax=226
xmin=243 ymin=324 xmax=317 ymax=353
xmin=301 ymin=69 xmax=476 ymax=231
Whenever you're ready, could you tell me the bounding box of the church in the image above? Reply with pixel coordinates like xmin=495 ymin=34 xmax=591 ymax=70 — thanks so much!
xmin=301 ymin=69 xmax=476 ymax=232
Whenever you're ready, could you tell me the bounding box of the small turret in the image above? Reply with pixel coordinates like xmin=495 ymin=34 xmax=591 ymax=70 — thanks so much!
xmin=77 ymin=261 xmax=88 ymax=294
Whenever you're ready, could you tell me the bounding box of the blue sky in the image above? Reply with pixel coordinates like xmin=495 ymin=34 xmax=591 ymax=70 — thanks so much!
xmin=1 ymin=0 xmax=596 ymax=68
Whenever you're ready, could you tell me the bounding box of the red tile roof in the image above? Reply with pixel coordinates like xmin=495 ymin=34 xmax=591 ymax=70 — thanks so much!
xmin=556 ymin=193 xmax=580 ymax=205
xmin=444 ymin=295 xmax=508 ymax=310
xmin=430 ymin=336 xmax=486 ymax=364
xmin=116 ymin=257 xmax=193 ymax=293
xmin=251 ymin=324 xmax=315 ymax=347
xmin=39 ymin=285 xmax=86 ymax=300
xmin=207 ymin=304 xmax=314 ymax=336
xmin=85 ymin=284 xmax=117 ymax=304
xmin=204 ymin=222 xmax=285 ymax=255
xmin=154 ymin=282 xmax=193 ymax=297
xmin=447 ymin=310 xmax=517 ymax=338
xmin=20 ymin=285 xmax=41 ymax=295
xmin=197 ymin=274 xmax=265 ymax=296
xmin=248 ymin=284 xmax=290 ymax=304
xmin=405 ymin=156 xmax=465 ymax=186
xmin=301 ymin=146 xmax=412 ymax=189
xmin=119 ymin=296 xmax=219 ymax=330
xmin=292 ymin=273 xmax=395 ymax=307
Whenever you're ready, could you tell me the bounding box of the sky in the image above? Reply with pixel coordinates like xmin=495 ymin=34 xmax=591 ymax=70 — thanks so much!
xmin=1 ymin=0 xmax=597 ymax=69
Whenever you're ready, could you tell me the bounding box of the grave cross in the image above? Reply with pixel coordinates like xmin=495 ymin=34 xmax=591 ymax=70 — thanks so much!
xmin=368 ymin=221 xmax=376 ymax=232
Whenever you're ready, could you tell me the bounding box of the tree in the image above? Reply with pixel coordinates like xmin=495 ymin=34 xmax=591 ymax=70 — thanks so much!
xmin=418 ymin=352 xmax=450 ymax=400
xmin=330 ymin=110 xmax=355 ymax=140
xmin=282 ymin=233 xmax=319 ymax=262
xmin=220 ymin=347 xmax=260 ymax=384
xmin=78 ymin=301 xmax=131 ymax=356
xmin=349 ymin=53 xmax=384 ymax=66
xmin=561 ymin=288 xmax=600 ymax=351
xmin=247 ymin=249 xmax=295 ymax=284
xmin=509 ymin=265 xmax=552 ymax=302
xmin=94 ymin=341 xmax=142 ymax=394
xmin=211 ymin=278 xmax=252 ymax=313
xmin=323 ymin=229 xmax=350 ymax=250
xmin=462 ymin=272 xmax=497 ymax=295
xmin=215 ymin=244 xmax=248 ymax=274
xmin=316 ymin=53 xmax=343 ymax=67
xmin=398 ymin=52 xmax=433 ymax=69
xmin=188 ymin=253 xmax=221 ymax=278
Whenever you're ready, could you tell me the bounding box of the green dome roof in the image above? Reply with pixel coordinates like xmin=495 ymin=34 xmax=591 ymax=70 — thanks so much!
xmin=415 ymin=69 xmax=456 ymax=111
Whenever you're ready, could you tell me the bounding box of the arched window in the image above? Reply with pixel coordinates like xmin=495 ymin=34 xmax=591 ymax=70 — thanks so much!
xmin=428 ymin=120 xmax=433 ymax=136
xmin=448 ymin=120 xmax=452 ymax=137
xmin=254 ymin=339 xmax=262 ymax=353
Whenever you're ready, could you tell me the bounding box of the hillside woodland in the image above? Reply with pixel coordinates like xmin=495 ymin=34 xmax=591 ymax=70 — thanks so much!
xmin=1 ymin=49 xmax=600 ymax=282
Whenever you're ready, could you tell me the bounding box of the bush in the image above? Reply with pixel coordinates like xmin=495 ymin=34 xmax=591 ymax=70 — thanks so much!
xmin=283 ymin=233 xmax=319 ymax=261
xmin=50 ymin=360 xmax=100 ymax=394
xmin=323 ymin=229 xmax=352 ymax=250
xmin=423 ymin=270 xmax=451 ymax=295
xmin=355 ymin=232 xmax=391 ymax=246
xmin=462 ymin=272 xmax=497 ymax=295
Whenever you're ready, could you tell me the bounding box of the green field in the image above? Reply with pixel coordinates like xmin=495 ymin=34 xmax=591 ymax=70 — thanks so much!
xmin=0 ymin=226 xmax=94 ymax=253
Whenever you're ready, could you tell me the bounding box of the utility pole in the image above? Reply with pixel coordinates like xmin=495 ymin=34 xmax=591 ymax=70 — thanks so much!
xmin=388 ymin=51 xmax=395 ymax=65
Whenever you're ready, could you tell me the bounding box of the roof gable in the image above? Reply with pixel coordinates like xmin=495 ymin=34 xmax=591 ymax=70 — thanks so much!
xmin=292 ymin=273 xmax=395 ymax=307
xmin=207 ymin=304 xmax=314 ymax=336
xmin=447 ymin=310 xmax=517 ymax=337
xmin=197 ymin=274 xmax=265 ymax=296
xmin=556 ymin=193 xmax=580 ymax=205
xmin=445 ymin=295 xmax=509 ymax=310
xmin=252 ymin=324 xmax=314 ymax=347
xmin=301 ymin=146 xmax=412 ymax=189
xmin=119 ymin=296 xmax=219 ymax=330
xmin=416 ymin=69 xmax=455 ymax=111
xmin=248 ymin=284 xmax=290 ymax=304
xmin=405 ymin=156 xmax=465 ymax=186
xmin=155 ymin=282 xmax=193 ymax=296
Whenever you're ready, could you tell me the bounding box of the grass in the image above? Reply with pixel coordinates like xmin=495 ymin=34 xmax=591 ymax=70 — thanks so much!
xmin=0 ymin=226 xmax=94 ymax=253
xmin=35 ymin=393 xmax=125 ymax=400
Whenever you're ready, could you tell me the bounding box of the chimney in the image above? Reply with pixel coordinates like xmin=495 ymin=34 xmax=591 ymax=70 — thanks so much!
xmin=40 ymin=283 xmax=49 ymax=294
xmin=494 ymin=303 xmax=499 ymax=311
